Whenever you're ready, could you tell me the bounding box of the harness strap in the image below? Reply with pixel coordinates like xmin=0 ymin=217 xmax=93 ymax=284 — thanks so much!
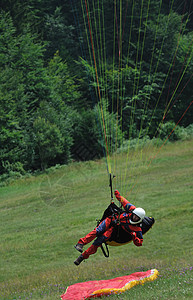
xmin=100 ymin=242 xmax=109 ymax=258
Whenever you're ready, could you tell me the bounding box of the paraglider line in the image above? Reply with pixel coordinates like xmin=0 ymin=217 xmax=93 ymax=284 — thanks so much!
xmin=163 ymin=72 xmax=193 ymax=120
xmin=84 ymin=0 xmax=111 ymax=173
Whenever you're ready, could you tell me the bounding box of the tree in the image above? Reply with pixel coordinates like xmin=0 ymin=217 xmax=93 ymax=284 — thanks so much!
xmin=0 ymin=12 xmax=25 ymax=175
xmin=0 ymin=12 xmax=74 ymax=174
xmin=32 ymin=116 xmax=64 ymax=170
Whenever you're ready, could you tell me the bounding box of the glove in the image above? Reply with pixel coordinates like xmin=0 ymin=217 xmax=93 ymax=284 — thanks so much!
xmin=133 ymin=237 xmax=142 ymax=246
xmin=131 ymin=232 xmax=143 ymax=246
xmin=114 ymin=189 xmax=121 ymax=202
xmin=114 ymin=190 xmax=120 ymax=197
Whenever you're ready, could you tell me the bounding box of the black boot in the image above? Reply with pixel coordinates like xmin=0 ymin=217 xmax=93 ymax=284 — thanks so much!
xmin=74 ymin=254 xmax=84 ymax=266
xmin=74 ymin=243 xmax=84 ymax=253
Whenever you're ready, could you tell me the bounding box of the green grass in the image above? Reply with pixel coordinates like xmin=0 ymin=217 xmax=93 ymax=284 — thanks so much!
xmin=0 ymin=140 xmax=193 ymax=299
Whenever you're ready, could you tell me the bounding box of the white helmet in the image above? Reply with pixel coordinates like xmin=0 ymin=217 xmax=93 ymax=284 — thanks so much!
xmin=130 ymin=208 xmax=145 ymax=225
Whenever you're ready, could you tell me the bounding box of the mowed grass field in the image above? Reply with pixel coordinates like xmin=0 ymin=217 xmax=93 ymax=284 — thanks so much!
xmin=0 ymin=139 xmax=193 ymax=299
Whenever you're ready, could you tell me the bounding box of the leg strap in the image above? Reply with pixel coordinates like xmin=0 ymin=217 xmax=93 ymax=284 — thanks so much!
xmin=100 ymin=242 xmax=109 ymax=258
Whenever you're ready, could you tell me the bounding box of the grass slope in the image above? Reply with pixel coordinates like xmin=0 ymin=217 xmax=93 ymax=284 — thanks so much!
xmin=0 ymin=140 xmax=193 ymax=299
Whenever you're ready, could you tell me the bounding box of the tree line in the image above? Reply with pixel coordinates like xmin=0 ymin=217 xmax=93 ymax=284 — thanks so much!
xmin=0 ymin=0 xmax=193 ymax=180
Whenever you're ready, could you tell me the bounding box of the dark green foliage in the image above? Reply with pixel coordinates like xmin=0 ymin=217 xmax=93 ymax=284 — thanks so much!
xmin=71 ymin=105 xmax=124 ymax=161
xmin=0 ymin=1 xmax=193 ymax=178
xmin=0 ymin=12 xmax=25 ymax=175
xmin=0 ymin=11 xmax=77 ymax=175
xmin=158 ymin=121 xmax=186 ymax=141
xmin=44 ymin=6 xmax=77 ymax=61
xmin=32 ymin=116 xmax=65 ymax=170
xmin=71 ymin=109 xmax=103 ymax=161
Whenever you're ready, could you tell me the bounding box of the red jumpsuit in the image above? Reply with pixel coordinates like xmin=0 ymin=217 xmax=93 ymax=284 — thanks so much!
xmin=77 ymin=190 xmax=143 ymax=259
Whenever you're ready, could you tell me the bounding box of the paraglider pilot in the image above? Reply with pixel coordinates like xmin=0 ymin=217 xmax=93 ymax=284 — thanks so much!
xmin=74 ymin=190 xmax=146 ymax=266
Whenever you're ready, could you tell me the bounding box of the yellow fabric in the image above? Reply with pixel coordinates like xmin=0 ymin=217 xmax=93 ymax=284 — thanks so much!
xmin=91 ymin=269 xmax=159 ymax=297
xmin=106 ymin=240 xmax=131 ymax=246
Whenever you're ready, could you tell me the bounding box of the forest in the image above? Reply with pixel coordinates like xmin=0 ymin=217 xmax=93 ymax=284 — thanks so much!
xmin=0 ymin=0 xmax=193 ymax=179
